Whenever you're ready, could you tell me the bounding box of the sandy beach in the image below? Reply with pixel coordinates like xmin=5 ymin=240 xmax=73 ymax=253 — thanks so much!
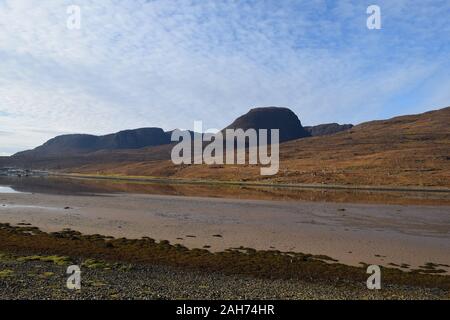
xmin=0 ymin=190 xmax=449 ymax=272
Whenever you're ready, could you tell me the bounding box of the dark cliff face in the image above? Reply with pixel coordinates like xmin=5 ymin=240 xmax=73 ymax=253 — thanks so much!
xmin=103 ymin=128 xmax=171 ymax=149
xmin=304 ymin=123 xmax=353 ymax=137
xmin=11 ymin=107 xmax=353 ymax=162
xmin=12 ymin=106 xmax=313 ymax=160
xmin=224 ymin=107 xmax=310 ymax=142
xmin=13 ymin=128 xmax=172 ymax=158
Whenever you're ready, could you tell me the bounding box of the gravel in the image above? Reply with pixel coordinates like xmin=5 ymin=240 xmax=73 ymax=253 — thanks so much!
xmin=0 ymin=255 xmax=448 ymax=300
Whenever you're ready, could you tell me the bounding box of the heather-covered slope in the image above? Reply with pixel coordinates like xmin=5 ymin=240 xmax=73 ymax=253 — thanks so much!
xmin=304 ymin=123 xmax=353 ymax=136
xmin=67 ymin=107 xmax=450 ymax=187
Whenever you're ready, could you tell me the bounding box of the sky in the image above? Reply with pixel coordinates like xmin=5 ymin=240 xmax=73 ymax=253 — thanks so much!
xmin=0 ymin=0 xmax=449 ymax=155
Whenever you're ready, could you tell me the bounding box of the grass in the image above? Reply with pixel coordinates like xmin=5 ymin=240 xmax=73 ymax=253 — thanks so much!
xmin=0 ymin=223 xmax=449 ymax=290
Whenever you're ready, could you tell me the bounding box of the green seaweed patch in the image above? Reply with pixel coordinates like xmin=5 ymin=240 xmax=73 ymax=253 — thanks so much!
xmin=81 ymin=258 xmax=111 ymax=270
xmin=118 ymin=264 xmax=133 ymax=272
xmin=39 ymin=272 xmax=55 ymax=279
xmin=0 ymin=252 xmax=14 ymax=262
xmin=0 ymin=269 xmax=14 ymax=278
xmin=17 ymin=255 xmax=72 ymax=266
xmin=0 ymin=223 xmax=449 ymax=290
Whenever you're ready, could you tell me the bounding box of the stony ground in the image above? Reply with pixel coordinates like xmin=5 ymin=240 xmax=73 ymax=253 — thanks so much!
xmin=0 ymin=253 xmax=448 ymax=300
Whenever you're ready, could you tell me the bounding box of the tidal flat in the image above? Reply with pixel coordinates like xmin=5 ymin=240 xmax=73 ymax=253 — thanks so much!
xmin=0 ymin=177 xmax=449 ymax=299
xmin=0 ymin=225 xmax=449 ymax=300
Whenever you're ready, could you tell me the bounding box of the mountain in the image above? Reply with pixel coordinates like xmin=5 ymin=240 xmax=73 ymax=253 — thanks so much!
xmin=304 ymin=123 xmax=353 ymax=136
xmin=14 ymin=128 xmax=172 ymax=158
xmin=0 ymin=157 xmax=8 ymax=167
xmin=8 ymin=106 xmax=449 ymax=188
xmin=52 ymin=106 xmax=448 ymax=187
xmin=11 ymin=107 xmax=317 ymax=160
xmin=224 ymin=107 xmax=310 ymax=142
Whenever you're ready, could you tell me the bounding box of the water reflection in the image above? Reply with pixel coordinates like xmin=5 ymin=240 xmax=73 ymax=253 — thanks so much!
xmin=0 ymin=176 xmax=449 ymax=205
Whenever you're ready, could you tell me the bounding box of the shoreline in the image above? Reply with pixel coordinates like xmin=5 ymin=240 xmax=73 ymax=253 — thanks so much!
xmin=1 ymin=250 xmax=448 ymax=300
xmin=54 ymin=172 xmax=450 ymax=193
xmin=0 ymin=223 xmax=449 ymax=294
xmin=1 ymin=191 xmax=449 ymax=273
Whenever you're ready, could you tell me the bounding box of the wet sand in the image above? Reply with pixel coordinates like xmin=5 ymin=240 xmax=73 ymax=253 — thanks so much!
xmin=0 ymin=191 xmax=449 ymax=272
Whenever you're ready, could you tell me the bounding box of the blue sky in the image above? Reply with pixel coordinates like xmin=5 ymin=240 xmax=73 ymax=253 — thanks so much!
xmin=0 ymin=0 xmax=449 ymax=155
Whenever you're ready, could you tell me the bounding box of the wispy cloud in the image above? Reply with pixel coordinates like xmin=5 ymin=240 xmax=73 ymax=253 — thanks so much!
xmin=0 ymin=0 xmax=449 ymax=155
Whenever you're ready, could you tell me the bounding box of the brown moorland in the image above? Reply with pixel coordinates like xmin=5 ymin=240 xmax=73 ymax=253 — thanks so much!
xmin=7 ymin=106 xmax=450 ymax=187
xmin=65 ymin=106 xmax=450 ymax=187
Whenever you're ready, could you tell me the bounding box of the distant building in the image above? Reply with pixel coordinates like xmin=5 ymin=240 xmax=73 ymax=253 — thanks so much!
xmin=0 ymin=167 xmax=47 ymax=177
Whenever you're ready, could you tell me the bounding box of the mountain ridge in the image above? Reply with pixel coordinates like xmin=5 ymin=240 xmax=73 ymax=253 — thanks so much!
xmin=13 ymin=106 xmax=350 ymax=158
xmin=38 ymin=106 xmax=449 ymax=187
xmin=5 ymin=106 xmax=449 ymax=188
xmin=304 ymin=123 xmax=353 ymax=136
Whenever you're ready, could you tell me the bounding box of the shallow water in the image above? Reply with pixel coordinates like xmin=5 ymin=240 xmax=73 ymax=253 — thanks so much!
xmin=0 ymin=176 xmax=449 ymax=205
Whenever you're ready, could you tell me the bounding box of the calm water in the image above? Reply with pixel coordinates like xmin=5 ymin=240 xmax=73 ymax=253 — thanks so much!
xmin=0 ymin=176 xmax=449 ymax=205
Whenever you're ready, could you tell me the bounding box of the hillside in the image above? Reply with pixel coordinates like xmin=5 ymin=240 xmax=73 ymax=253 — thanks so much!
xmin=4 ymin=106 xmax=449 ymax=187
xmin=304 ymin=123 xmax=353 ymax=136
xmin=63 ymin=107 xmax=450 ymax=187
xmin=0 ymin=157 xmax=8 ymax=167
xmin=9 ymin=106 xmax=349 ymax=168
